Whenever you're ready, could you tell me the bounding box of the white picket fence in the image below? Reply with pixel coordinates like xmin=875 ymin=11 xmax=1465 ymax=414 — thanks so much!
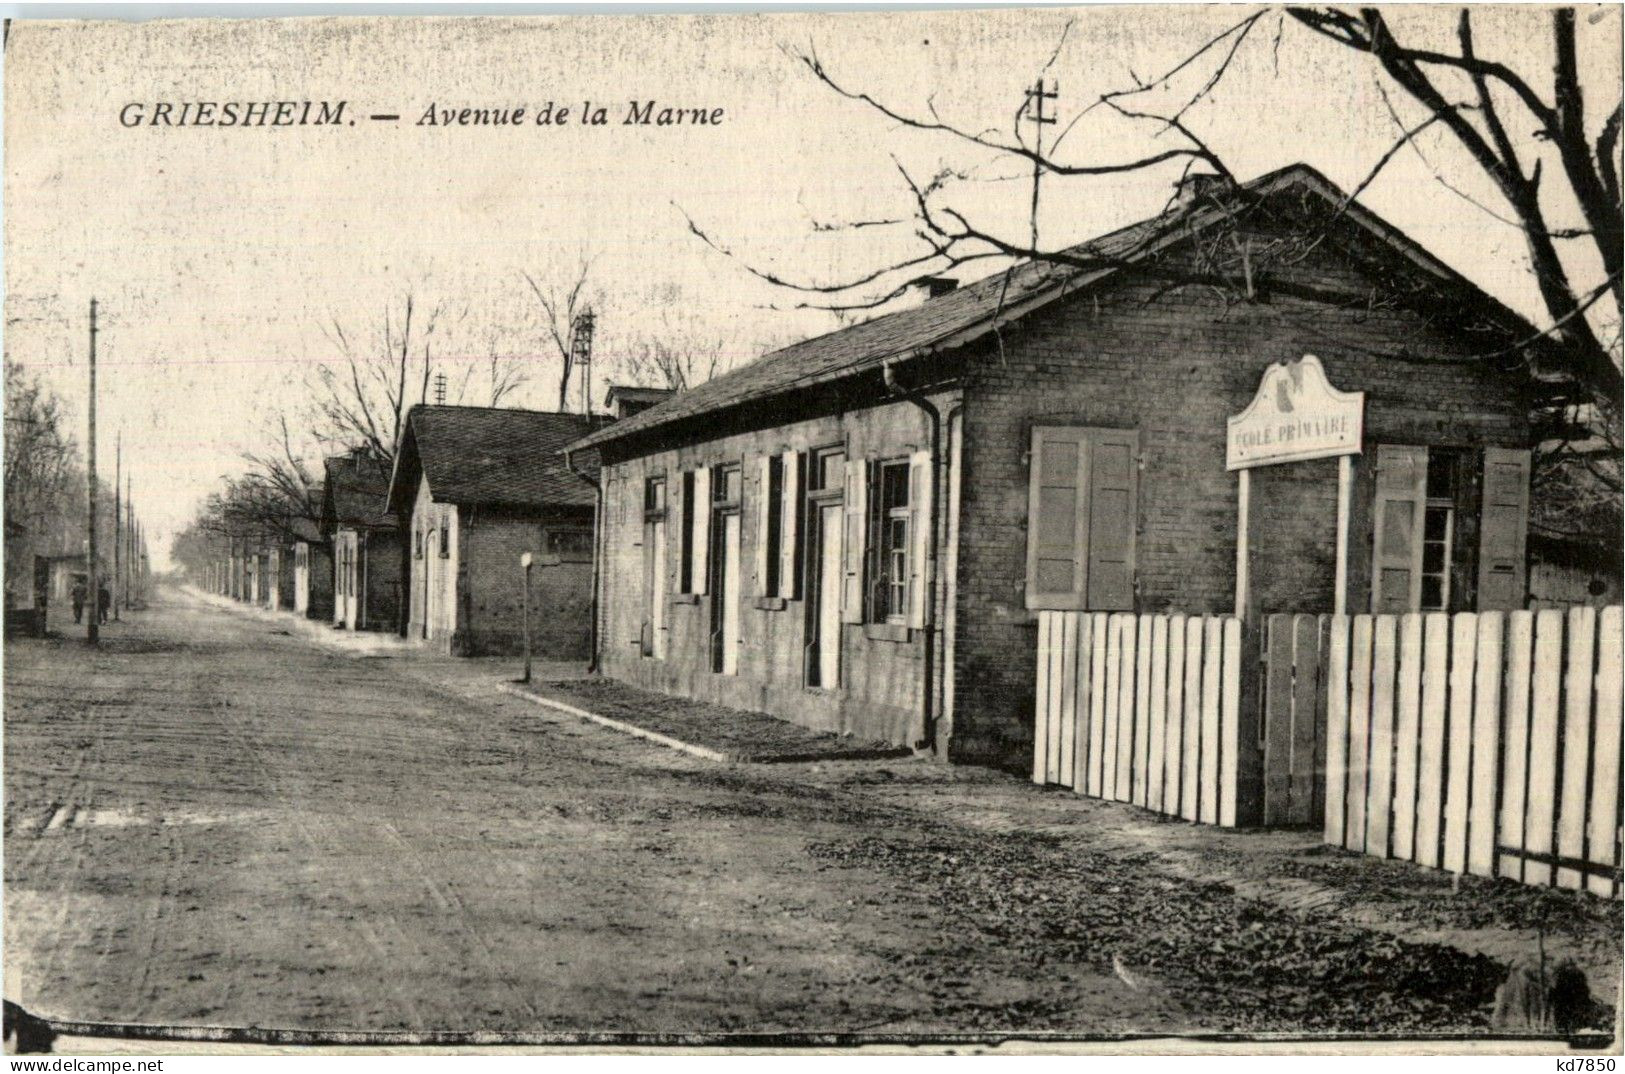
xmin=1032 ymin=612 xmax=1254 ymax=826
xmin=1324 ymin=606 xmax=1623 ymax=898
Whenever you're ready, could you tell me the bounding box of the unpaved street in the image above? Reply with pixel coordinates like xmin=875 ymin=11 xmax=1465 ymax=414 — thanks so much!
xmin=3 ymin=589 xmax=1615 ymax=1039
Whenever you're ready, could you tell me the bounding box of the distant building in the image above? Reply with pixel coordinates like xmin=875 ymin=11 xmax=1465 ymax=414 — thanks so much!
xmin=320 ymin=450 xmax=403 ymax=632
xmin=386 ymin=405 xmax=600 ymax=657
xmin=291 ymin=513 xmax=333 ymax=621
xmin=604 ymin=384 xmax=676 ymax=421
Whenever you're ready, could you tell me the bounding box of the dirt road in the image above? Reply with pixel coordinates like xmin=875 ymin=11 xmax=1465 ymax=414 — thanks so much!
xmin=3 ymin=588 xmax=1614 ymax=1040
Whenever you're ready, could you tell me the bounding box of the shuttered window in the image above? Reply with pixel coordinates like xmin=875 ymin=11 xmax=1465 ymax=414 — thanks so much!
xmin=1023 ymin=427 xmax=1138 ymax=611
xmin=753 ymin=451 xmax=803 ymax=600
xmin=1477 ymin=447 xmax=1531 ymax=611
xmin=1372 ymin=444 xmax=1427 ymax=614
xmin=867 ymin=460 xmax=911 ymax=624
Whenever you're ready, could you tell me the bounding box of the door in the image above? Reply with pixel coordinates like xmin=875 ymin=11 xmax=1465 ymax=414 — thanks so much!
xmin=710 ymin=511 xmax=741 ymax=674
xmin=815 ymin=501 xmax=843 ymax=688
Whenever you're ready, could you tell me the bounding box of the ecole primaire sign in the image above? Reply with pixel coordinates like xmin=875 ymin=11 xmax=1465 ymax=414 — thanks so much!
xmin=1226 ymin=355 xmax=1365 ymax=471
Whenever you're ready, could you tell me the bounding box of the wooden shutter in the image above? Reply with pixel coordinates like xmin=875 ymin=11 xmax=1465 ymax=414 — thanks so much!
xmin=1085 ymin=430 xmax=1138 ymax=611
xmin=691 ymin=466 xmax=711 ymax=595
xmin=906 ymin=450 xmax=933 ymax=629
xmin=1478 ymin=447 xmax=1530 ymax=611
xmin=754 ymin=454 xmax=772 ymax=597
xmin=1025 ymin=427 xmax=1089 ymax=610
xmin=1371 ymin=444 xmax=1427 ymax=614
xmin=781 ymin=450 xmax=802 ymax=600
xmin=667 ymin=479 xmax=682 ymax=594
xmin=841 ymin=457 xmax=868 ymax=624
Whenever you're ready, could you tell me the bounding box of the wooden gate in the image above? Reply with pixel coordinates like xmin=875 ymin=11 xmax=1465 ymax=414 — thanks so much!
xmin=1321 ymin=606 xmax=1622 ymax=897
xmin=1259 ymin=614 xmax=1330 ymax=826
xmin=1033 ymin=612 xmax=1258 ymax=827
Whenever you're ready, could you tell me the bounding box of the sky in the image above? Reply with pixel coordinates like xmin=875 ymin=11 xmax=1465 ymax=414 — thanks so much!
xmin=4 ymin=5 xmax=1619 ymax=569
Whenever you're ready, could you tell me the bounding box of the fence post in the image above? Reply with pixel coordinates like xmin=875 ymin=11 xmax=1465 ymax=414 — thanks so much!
xmin=1229 ymin=615 xmax=1262 ymax=827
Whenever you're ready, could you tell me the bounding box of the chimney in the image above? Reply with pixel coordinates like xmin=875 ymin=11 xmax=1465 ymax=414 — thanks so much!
xmin=912 ymin=275 xmax=959 ymax=302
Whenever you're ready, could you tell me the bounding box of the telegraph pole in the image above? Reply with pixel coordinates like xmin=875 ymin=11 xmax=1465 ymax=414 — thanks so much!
xmin=126 ymin=476 xmax=134 ymax=610
xmin=86 ymin=299 xmax=98 ymax=645
xmin=114 ymin=433 xmax=122 ymax=621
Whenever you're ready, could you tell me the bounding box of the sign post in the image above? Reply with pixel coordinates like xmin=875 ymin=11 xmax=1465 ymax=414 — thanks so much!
xmin=1226 ymin=355 xmax=1365 ymax=620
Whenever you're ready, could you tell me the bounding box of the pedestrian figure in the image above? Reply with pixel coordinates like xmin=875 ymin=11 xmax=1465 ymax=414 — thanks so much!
xmin=97 ymin=582 xmax=111 ymax=625
xmin=70 ymin=579 xmax=87 ymax=624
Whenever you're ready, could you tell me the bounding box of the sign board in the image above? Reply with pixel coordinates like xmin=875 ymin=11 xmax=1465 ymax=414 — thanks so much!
xmin=1226 ymin=355 xmax=1364 ymax=471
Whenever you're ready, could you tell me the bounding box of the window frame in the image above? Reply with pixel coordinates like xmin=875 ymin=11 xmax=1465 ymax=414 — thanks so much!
xmin=544 ymin=527 xmax=592 ymax=561
xmin=764 ymin=454 xmax=784 ymax=598
xmin=867 ymin=458 xmax=912 ymax=625
xmin=1419 ymin=451 xmax=1457 ymax=612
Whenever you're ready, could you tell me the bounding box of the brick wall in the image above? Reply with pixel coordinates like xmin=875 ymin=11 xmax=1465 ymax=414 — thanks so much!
xmin=951 ymin=242 xmax=1533 ymax=772
xmin=457 ymin=505 xmax=594 ymax=658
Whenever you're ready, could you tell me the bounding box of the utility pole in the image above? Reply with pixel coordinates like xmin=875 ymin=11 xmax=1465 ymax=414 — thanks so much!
xmin=1023 ymin=79 xmax=1058 ymax=252
xmin=86 ymin=298 xmax=98 ymax=645
xmin=114 ymin=433 xmax=122 ymax=621
xmin=126 ymin=476 xmax=134 ymax=609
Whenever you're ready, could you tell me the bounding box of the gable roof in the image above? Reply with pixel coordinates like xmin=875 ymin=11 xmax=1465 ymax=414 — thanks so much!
xmin=386 ymin=405 xmax=599 ymax=514
xmin=321 ymin=453 xmax=394 ymax=530
xmin=568 ymin=162 xmax=1552 ymax=453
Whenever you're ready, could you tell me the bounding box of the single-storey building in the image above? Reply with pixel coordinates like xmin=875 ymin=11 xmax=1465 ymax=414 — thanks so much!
xmin=385 ymin=405 xmax=600 ymax=657
xmin=605 ymin=384 xmax=676 ymax=420
xmin=266 ymin=541 xmax=291 ymax=611
xmin=566 ymin=163 xmax=1558 ymax=773
xmin=321 ymin=449 xmax=404 ymax=632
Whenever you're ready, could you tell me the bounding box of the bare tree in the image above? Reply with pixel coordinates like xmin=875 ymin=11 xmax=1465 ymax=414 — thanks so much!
xmin=240 ymin=413 xmax=327 ymax=540
xmin=309 ymin=292 xmax=450 ymax=466
xmin=4 ymin=359 xmax=79 ymax=541
xmin=1288 ymin=7 xmax=1621 ymax=409
xmin=521 ymin=256 xmax=599 ymax=413
xmin=618 ymin=336 xmax=724 ymax=393
xmin=611 ymin=282 xmax=788 ymax=393
xmin=4 ymin=359 xmax=83 ymax=602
